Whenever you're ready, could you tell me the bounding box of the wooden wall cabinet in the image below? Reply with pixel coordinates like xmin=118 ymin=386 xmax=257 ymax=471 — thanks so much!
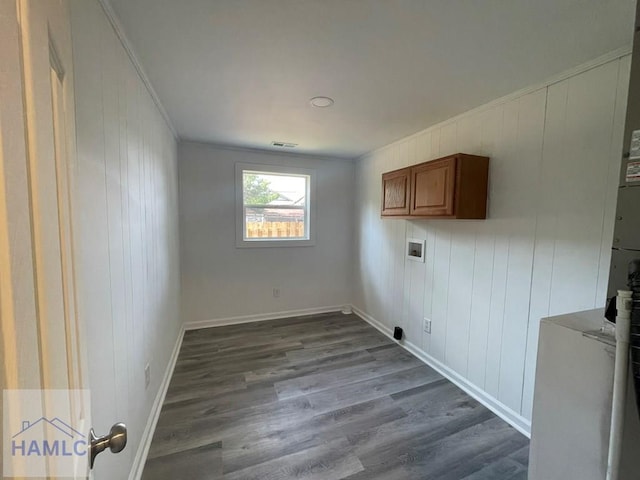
xmin=381 ymin=167 xmax=411 ymax=216
xmin=381 ymin=153 xmax=489 ymax=219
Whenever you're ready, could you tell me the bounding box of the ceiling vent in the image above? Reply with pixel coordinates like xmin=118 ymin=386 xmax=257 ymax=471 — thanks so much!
xmin=271 ymin=141 xmax=298 ymax=148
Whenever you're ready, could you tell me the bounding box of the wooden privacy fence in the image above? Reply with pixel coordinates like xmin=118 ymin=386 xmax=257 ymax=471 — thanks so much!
xmin=246 ymin=221 xmax=305 ymax=238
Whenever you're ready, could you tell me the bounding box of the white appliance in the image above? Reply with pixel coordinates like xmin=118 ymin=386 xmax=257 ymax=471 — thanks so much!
xmin=528 ymin=309 xmax=640 ymax=480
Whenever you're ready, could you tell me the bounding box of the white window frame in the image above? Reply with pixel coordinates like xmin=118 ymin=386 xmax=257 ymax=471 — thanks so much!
xmin=235 ymin=162 xmax=316 ymax=248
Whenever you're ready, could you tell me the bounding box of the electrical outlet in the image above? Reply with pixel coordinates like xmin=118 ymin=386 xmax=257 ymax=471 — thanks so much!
xmin=423 ymin=318 xmax=432 ymax=334
xmin=273 ymin=288 xmax=280 ymax=298
xmin=144 ymin=363 xmax=151 ymax=389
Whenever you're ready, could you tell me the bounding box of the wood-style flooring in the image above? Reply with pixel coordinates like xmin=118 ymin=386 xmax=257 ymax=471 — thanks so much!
xmin=142 ymin=312 xmax=529 ymax=479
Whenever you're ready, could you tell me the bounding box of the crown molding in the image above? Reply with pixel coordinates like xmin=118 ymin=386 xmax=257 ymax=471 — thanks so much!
xmin=96 ymin=0 xmax=178 ymax=139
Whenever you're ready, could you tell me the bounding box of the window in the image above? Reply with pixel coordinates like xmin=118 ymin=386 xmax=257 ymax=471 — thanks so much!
xmin=235 ymin=163 xmax=315 ymax=247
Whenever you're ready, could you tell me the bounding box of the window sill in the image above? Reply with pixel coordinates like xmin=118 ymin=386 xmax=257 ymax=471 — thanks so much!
xmin=235 ymin=238 xmax=316 ymax=248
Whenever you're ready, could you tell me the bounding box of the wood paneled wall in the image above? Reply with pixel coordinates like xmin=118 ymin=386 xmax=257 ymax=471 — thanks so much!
xmin=354 ymin=55 xmax=630 ymax=431
xmin=71 ymin=1 xmax=181 ymax=478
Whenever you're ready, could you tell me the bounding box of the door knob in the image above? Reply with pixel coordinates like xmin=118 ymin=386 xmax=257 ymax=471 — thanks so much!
xmin=89 ymin=423 xmax=127 ymax=469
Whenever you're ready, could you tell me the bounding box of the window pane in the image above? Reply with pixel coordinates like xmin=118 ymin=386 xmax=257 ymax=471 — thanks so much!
xmin=242 ymin=171 xmax=308 ymax=240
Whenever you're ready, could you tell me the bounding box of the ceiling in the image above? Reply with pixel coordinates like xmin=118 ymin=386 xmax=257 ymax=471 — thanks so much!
xmin=109 ymin=0 xmax=635 ymax=159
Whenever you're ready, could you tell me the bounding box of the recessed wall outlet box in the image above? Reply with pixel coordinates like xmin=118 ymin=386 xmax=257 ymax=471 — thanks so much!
xmin=144 ymin=363 xmax=151 ymax=389
xmin=273 ymin=288 xmax=280 ymax=298
xmin=424 ymin=318 xmax=432 ymax=334
xmin=407 ymin=238 xmax=426 ymax=263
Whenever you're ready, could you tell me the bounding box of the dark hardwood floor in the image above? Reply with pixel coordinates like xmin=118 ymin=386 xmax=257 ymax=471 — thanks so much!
xmin=142 ymin=312 xmax=529 ymax=479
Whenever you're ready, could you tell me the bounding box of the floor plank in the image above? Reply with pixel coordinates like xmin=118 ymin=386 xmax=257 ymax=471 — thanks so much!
xmin=142 ymin=312 xmax=529 ymax=479
xmin=142 ymin=442 xmax=222 ymax=480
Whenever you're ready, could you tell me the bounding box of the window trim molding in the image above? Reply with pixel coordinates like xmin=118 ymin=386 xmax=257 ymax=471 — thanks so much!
xmin=235 ymin=162 xmax=316 ymax=248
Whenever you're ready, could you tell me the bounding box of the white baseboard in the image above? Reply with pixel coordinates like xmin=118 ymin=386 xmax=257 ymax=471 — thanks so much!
xmin=351 ymin=305 xmax=532 ymax=438
xmin=184 ymin=305 xmax=345 ymax=330
xmin=128 ymin=326 xmax=185 ymax=480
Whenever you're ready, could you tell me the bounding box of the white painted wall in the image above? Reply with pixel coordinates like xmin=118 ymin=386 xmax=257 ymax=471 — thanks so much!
xmin=70 ymin=1 xmax=181 ymax=478
xmin=353 ymin=54 xmax=631 ymax=431
xmin=179 ymin=142 xmax=354 ymax=326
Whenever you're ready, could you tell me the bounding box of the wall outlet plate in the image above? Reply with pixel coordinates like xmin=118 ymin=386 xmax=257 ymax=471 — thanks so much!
xmin=424 ymin=318 xmax=432 ymax=334
xmin=273 ymin=288 xmax=280 ymax=298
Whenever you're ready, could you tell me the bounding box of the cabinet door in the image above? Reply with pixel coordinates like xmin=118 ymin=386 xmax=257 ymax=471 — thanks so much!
xmin=411 ymin=157 xmax=456 ymax=216
xmin=381 ymin=167 xmax=410 ymax=216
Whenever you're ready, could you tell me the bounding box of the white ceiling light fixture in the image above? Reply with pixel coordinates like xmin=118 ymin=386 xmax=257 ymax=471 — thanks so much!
xmin=310 ymin=96 xmax=334 ymax=108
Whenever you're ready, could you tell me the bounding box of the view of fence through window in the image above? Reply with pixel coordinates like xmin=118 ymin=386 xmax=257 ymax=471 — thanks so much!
xmin=243 ymin=171 xmax=308 ymax=240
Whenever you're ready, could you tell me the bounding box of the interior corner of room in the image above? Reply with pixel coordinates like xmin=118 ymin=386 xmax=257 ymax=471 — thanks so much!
xmin=3 ymin=0 xmax=640 ymax=478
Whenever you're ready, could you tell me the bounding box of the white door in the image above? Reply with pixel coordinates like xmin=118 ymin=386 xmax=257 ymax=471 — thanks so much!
xmin=0 ymin=1 xmax=124 ymax=477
